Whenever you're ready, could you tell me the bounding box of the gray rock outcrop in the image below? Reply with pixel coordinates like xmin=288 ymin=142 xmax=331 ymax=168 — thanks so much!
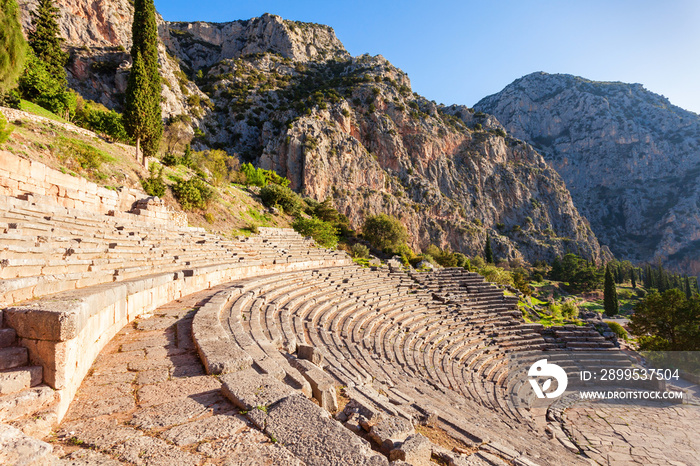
xmin=476 ymin=72 xmax=700 ymax=273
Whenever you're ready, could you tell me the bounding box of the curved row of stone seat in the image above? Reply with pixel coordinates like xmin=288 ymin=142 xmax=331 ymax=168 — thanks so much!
xmin=216 ymin=268 xmax=548 ymax=425
xmin=0 ymin=194 xmax=345 ymax=307
xmin=0 ymin=191 xmax=352 ymax=437
xmin=198 ymin=267 xmax=604 ymax=465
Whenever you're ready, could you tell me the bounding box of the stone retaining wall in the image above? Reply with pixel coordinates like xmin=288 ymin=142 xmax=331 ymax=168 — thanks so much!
xmin=0 ymin=108 xmax=182 ymax=226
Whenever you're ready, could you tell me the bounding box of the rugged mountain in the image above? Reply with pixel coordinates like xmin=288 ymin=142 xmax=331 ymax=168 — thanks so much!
xmin=18 ymin=0 xmax=200 ymax=118
xmin=475 ymin=72 xmax=700 ymax=274
xmin=172 ymin=31 xmax=606 ymax=263
xmin=16 ymin=3 xmax=608 ymax=264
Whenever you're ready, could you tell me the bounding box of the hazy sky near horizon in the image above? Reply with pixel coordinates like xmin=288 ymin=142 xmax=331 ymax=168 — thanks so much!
xmin=154 ymin=0 xmax=700 ymax=114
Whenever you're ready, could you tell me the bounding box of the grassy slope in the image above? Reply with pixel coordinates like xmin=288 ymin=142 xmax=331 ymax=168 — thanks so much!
xmin=0 ymin=106 xmax=292 ymax=235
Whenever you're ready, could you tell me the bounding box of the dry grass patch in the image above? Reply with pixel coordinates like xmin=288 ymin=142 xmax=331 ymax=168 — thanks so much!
xmin=416 ymin=424 xmax=476 ymax=454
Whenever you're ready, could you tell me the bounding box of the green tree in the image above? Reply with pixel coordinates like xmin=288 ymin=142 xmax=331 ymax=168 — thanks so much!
xmin=0 ymin=0 xmax=27 ymax=94
xmin=292 ymin=217 xmax=339 ymax=248
xmin=18 ymin=48 xmax=74 ymax=116
xmin=362 ymin=214 xmax=408 ymax=253
xmin=27 ymin=0 xmax=68 ymax=82
xmin=629 ymin=289 xmax=700 ymax=351
xmin=259 ymin=184 xmax=303 ymax=215
xmin=631 ymin=268 xmax=636 ymax=289
xmin=484 ymin=233 xmax=494 ymax=263
xmin=604 ymin=265 xmax=619 ymax=317
xmin=124 ymin=0 xmax=162 ymax=165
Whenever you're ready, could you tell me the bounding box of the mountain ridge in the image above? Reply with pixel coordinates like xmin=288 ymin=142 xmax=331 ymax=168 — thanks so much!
xmin=475 ymin=71 xmax=700 ymax=274
xmin=16 ymin=1 xmax=610 ymax=264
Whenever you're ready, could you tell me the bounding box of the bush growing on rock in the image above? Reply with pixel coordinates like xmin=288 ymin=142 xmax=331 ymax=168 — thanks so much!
xmin=141 ymin=163 xmax=166 ymax=197
xmin=292 ymin=217 xmax=339 ymax=248
xmin=350 ymin=243 xmax=370 ymax=258
xmin=260 ymin=183 xmax=303 ymax=215
xmin=605 ymin=321 xmax=628 ymax=341
xmin=172 ymin=177 xmax=214 ymax=210
xmin=561 ymin=299 xmax=579 ymax=319
xmin=241 ymin=162 xmax=290 ymax=187
xmin=362 ymin=214 xmax=408 ymax=253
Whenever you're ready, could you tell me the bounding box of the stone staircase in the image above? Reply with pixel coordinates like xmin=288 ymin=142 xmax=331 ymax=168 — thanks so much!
xmin=0 ymin=310 xmax=58 ymax=439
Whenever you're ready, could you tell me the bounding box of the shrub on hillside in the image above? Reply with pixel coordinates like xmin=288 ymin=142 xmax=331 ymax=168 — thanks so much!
xmin=350 ymin=243 xmax=370 ymax=259
xmin=172 ymin=177 xmax=214 ymax=210
xmin=561 ymin=299 xmax=579 ymax=319
xmin=0 ymin=113 xmax=12 ymax=143
xmin=73 ymin=96 xmax=129 ymax=142
xmin=57 ymin=136 xmax=112 ymax=172
xmin=260 ymin=183 xmax=303 ymax=215
xmin=18 ymin=49 xmax=75 ymax=117
xmin=362 ymin=214 xmax=408 ymax=253
xmin=141 ymin=163 xmax=166 ymax=198
xmin=479 ymin=265 xmax=514 ymax=288
xmin=161 ymin=152 xmax=181 ymax=167
xmin=425 ymin=244 xmax=460 ymax=267
xmin=292 ymin=217 xmax=339 ymax=248
xmin=241 ymin=162 xmax=290 ymax=187
xmin=605 ymin=321 xmax=628 ymax=341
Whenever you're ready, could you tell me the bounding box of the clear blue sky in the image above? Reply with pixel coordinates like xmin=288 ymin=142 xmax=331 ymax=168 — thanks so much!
xmin=155 ymin=0 xmax=700 ymax=114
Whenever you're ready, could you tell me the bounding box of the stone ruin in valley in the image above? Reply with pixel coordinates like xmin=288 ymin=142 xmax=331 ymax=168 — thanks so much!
xmin=1 ymin=113 xmax=697 ymax=466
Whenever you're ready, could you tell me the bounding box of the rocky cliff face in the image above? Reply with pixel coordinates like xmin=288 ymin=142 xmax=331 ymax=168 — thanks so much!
xmin=475 ymin=72 xmax=700 ymax=274
xmin=15 ymin=3 xmax=608 ymax=264
xmin=18 ymin=0 xmax=199 ymax=119
xmin=184 ymin=49 xmax=607 ymax=263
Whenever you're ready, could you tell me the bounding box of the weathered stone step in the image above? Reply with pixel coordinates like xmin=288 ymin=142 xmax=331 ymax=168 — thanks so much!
xmin=0 ymin=366 xmax=42 ymax=396
xmin=0 ymin=328 xmax=16 ymax=348
xmin=0 ymin=423 xmax=56 ymax=466
xmin=0 ymin=385 xmax=56 ymax=423
xmin=0 ymin=347 xmax=27 ymax=371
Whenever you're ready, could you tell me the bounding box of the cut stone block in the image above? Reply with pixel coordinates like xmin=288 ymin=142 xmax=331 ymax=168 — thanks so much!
xmin=0 ymin=423 xmax=54 ymax=466
xmin=220 ymin=368 xmax=293 ymax=411
xmin=0 ymin=328 xmax=16 ymax=348
xmin=370 ymin=415 xmax=415 ymax=453
xmin=389 ymin=433 xmax=432 ymax=466
xmin=297 ymin=344 xmax=324 ymax=367
xmin=264 ymin=393 xmax=388 ymax=466
xmin=291 ymin=359 xmax=338 ymax=412
xmin=196 ymin=338 xmax=253 ymax=375
xmin=0 ymin=365 xmax=42 ymax=395
xmin=160 ymin=413 xmax=247 ymax=446
xmin=0 ymin=347 xmax=28 ymax=371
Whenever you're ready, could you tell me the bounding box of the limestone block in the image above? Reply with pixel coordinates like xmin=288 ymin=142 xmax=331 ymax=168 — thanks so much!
xmin=196 ymin=338 xmax=253 ymax=375
xmin=0 ymin=347 xmax=28 ymax=371
xmin=0 ymin=366 xmax=42 ymax=395
xmin=29 ymin=160 xmax=46 ymax=184
xmin=389 ymin=434 xmax=432 ymax=466
xmin=297 ymin=344 xmax=324 ymax=367
xmin=0 ymin=423 xmax=54 ymax=465
xmin=220 ymin=368 xmax=293 ymax=411
xmin=370 ymin=415 xmax=415 ymax=453
xmin=264 ymin=394 xmax=388 ymax=466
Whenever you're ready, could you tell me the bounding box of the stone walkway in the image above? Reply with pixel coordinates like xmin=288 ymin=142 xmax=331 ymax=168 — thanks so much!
xmin=49 ymin=286 xmax=301 ymax=465
xmin=564 ymin=401 xmax=700 ymax=466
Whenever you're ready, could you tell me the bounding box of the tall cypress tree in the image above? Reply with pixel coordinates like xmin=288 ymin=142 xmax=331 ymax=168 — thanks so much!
xmin=484 ymin=233 xmax=494 ymax=264
xmin=604 ymin=265 xmax=619 ymax=317
xmin=644 ymin=264 xmax=653 ymax=289
xmin=631 ymin=268 xmax=636 ymax=289
xmin=124 ymin=0 xmax=162 ymax=165
xmin=0 ymin=0 xmax=27 ymax=94
xmin=27 ymin=0 xmax=68 ymax=82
